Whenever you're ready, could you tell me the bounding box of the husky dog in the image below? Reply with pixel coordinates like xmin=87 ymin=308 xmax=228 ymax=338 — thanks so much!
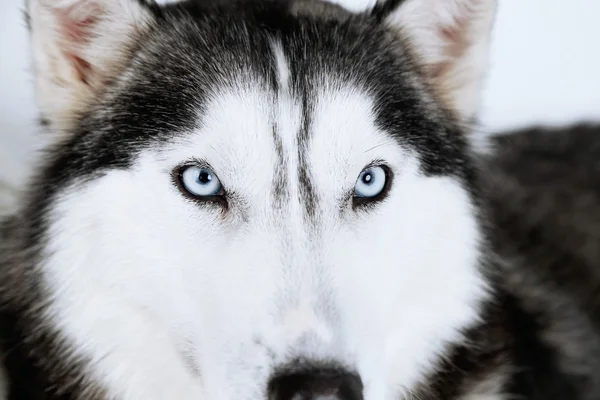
xmin=2 ymin=0 xmax=600 ymax=398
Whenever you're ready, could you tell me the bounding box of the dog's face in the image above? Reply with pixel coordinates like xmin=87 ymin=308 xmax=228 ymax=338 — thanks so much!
xmin=20 ymin=0 xmax=496 ymax=398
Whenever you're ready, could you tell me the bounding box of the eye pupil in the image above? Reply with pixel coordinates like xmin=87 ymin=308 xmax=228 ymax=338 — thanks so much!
xmin=197 ymin=171 xmax=212 ymax=184
xmin=362 ymin=173 xmax=373 ymax=184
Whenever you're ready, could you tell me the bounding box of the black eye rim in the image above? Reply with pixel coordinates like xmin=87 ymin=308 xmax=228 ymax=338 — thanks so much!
xmin=171 ymin=162 xmax=228 ymax=208
xmin=351 ymin=163 xmax=393 ymax=210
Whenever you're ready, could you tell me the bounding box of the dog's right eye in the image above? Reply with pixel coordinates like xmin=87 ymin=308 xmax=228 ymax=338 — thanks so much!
xmin=176 ymin=165 xmax=224 ymax=200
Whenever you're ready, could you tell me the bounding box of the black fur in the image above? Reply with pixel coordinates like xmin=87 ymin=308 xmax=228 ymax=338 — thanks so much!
xmin=370 ymin=0 xmax=407 ymax=22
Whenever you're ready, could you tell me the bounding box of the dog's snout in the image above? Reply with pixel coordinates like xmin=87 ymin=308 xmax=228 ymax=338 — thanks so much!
xmin=268 ymin=368 xmax=363 ymax=400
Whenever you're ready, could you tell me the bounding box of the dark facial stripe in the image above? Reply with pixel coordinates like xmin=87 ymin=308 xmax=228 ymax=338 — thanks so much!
xmin=297 ymin=95 xmax=317 ymax=219
xmin=271 ymin=120 xmax=288 ymax=208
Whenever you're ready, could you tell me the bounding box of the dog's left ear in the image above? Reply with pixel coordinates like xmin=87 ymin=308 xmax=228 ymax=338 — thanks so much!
xmin=375 ymin=0 xmax=497 ymax=123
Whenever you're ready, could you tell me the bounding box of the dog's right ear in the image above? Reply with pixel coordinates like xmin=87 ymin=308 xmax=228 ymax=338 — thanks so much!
xmin=26 ymin=0 xmax=158 ymax=133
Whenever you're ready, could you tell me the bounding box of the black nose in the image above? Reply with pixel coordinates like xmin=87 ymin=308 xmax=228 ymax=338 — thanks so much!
xmin=268 ymin=367 xmax=363 ymax=400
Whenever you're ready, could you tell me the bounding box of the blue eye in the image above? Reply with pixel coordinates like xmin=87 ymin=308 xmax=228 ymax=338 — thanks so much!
xmin=354 ymin=166 xmax=387 ymax=198
xmin=179 ymin=166 xmax=222 ymax=197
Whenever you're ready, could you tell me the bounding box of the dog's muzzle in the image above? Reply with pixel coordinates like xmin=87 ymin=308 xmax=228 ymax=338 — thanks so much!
xmin=268 ymin=367 xmax=363 ymax=400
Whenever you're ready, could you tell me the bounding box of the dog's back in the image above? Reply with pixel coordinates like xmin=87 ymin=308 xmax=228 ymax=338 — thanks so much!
xmin=483 ymin=124 xmax=600 ymax=399
xmin=486 ymin=124 xmax=600 ymax=291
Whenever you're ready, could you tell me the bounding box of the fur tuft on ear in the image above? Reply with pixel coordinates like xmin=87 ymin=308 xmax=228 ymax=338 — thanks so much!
xmin=26 ymin=0 xmax=157 ymax=133
xmin=377 ymin=0 xmax=497 ymax=124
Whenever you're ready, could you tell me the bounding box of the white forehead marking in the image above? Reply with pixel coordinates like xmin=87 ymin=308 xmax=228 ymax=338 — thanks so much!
xmin=271 ymin=40 xmax=291 ymax=92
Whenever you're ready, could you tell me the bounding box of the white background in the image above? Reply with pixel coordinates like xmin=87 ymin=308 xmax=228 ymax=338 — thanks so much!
xmin=0 ymin=0 xmax=599 ymax=205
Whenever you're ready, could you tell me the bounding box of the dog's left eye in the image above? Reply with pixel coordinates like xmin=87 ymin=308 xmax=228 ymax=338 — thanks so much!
xmin=354 ymin=166 xmax=388 ymax=200
xmin=178 ymin=165 xmax=223 ymax=198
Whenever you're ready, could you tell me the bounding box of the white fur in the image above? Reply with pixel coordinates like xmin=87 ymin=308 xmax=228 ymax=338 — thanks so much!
xmin=41 ymin=42 xmax=489 ymax=398
xmin=272 ymin=40 xmax=291 ymax=92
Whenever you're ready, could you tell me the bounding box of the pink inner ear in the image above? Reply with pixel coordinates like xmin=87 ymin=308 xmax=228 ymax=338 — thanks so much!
xmin=57 ymin=2 xmax=103 ymax=43
xmin=69 ymin=53 xmax=93 ymax=84
xmin=55 ymin=3 xmax=104 ymax=84
xmin=62 ymin=14 xmax=101 ymax=43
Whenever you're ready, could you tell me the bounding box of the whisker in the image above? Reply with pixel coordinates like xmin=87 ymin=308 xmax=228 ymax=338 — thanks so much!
xmin=399 ymin=385 xmax=424 ymax=400
xmin=363 ymin=139 xmax=395 ymax=154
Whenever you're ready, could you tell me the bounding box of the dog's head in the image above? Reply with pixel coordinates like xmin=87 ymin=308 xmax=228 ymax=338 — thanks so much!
xmin=18 ymin=0 xmax=497 ymax=398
